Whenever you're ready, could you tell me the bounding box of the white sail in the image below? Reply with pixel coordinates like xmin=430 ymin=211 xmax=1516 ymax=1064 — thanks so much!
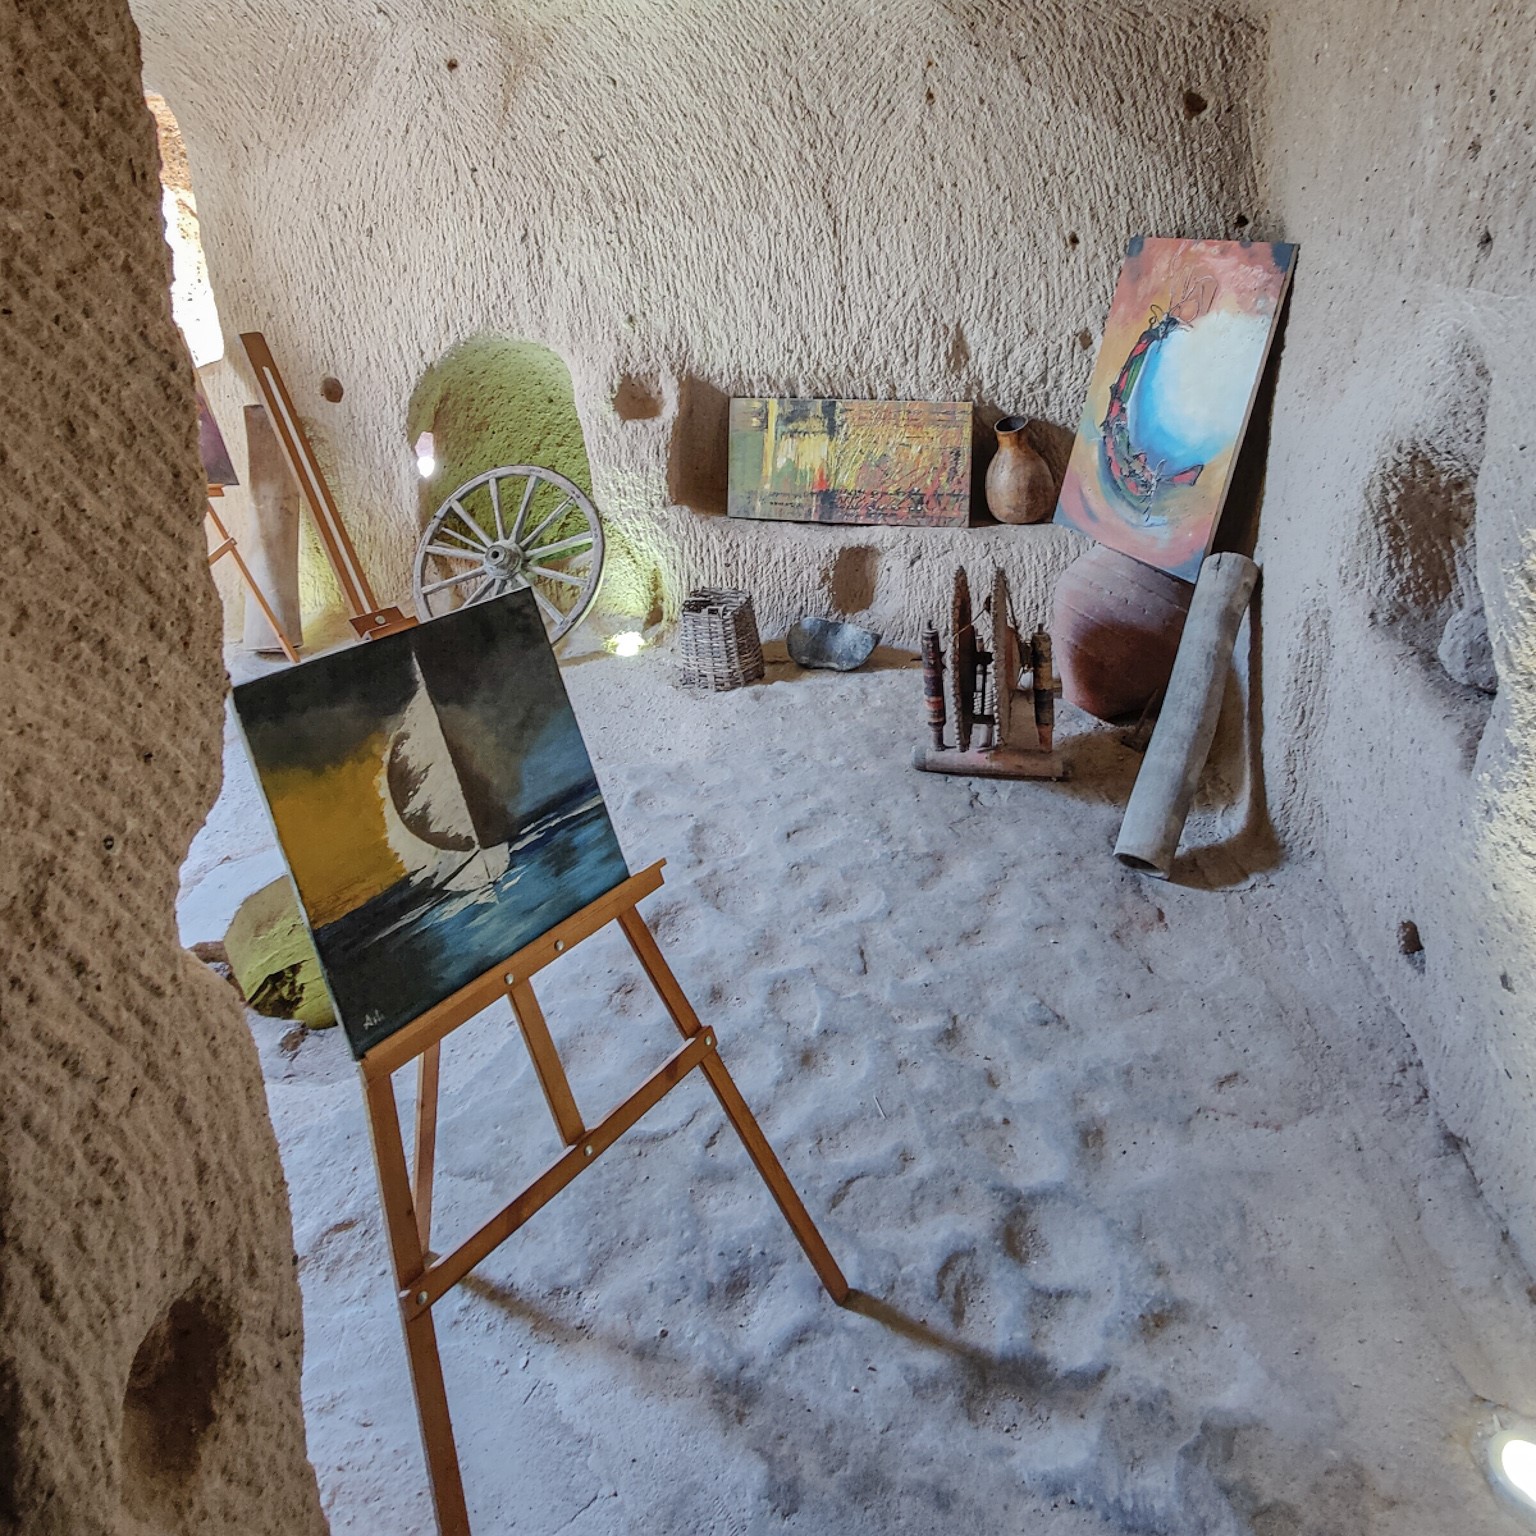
xmin=377 ymin=659 xmax=509 ymax=893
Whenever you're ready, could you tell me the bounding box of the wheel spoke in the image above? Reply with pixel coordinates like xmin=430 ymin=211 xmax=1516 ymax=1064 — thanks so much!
xmin=489 ymin=477 xmax=505 ymax=540
xmin=417 ymin=470 xmax=599 ymax=641
xmin=449 ymin=500 xmax=490 ymax=546
xmin=509 ymin=475 xmax=538 ymax=543
xmin=422 ymin=567 xmax=486 ymax=596
xmin=523 ymin=530 xmax=594 ymax=560
xmin=520 ymin=497 xmax=573 ymax=552
xmin=435 ymin=524 xmax=483 ymax=553
xmin=531 ymin=587 xmax=563 ymax=629
xmin=528 ymin=564 xmax=586 ymax=589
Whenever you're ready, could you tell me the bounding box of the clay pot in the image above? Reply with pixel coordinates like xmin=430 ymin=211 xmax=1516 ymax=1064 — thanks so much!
xmin=985 ymin=415 xmax=1055 ymax=525
xmin=1051 ymin=544 xmax=1194 ymax=721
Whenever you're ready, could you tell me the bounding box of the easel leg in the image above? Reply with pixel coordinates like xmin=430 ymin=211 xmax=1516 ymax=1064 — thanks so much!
xmin=414 ymin=1042 xmax=442 ymax=1257
xmin=363 ymin=1071 xmax=470 ymax=1535
xmin=229 ymin=542 xmax=302 ymax=663
xmin=618 ymin=908 xmax=850 ymax=1305
xmin=507 ymin=981 xmax=586 ymax=1146
xmin=400 ymin=1308 xmax=467 ymax=1535
xmin=205 ymin=501 xmax=301 ymax=663
xmin=699 ymin=1053 xmax=850 ymax=1304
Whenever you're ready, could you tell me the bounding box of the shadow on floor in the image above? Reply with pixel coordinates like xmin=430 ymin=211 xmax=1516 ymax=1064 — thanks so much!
xmin=460 ymin=1270 xmax=1103 ymax=1417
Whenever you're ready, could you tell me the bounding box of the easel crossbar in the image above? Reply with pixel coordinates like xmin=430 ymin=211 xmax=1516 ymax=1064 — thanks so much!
xmin=398 ymin=1028 xmax=715 ymax=1318
xmin=358 ymin=861 xmax=666 ymax=1080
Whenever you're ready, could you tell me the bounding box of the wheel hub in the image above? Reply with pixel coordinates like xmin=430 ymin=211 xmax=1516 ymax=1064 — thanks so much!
xmin=483 ymin=541 xmax=525 ymax=576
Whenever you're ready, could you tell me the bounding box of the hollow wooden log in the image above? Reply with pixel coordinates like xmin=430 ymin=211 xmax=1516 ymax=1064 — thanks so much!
xmin=241 ymin=403 xmax=304 ymax=654
xmin=1114 ymin=552 xmax=1259 ymax=878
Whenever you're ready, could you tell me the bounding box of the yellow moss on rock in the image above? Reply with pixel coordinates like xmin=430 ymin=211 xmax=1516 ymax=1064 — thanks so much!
xmin=410 ymin=335 xmax=593 ymax=507
xmin=225 ymin=879 xmax=336 ymax=1030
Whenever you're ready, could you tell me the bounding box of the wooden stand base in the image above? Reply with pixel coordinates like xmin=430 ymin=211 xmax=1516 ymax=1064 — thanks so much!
xmin=350 ymin=606 xmax=415 ymax=640
xmin=359 ymin=860 xmax=848 ymax=1535
xmin=910 ymin=743 xmax=1066 ymax=780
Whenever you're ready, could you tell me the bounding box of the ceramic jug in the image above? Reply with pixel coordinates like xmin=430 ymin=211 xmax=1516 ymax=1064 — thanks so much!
xmin=984 ymin=415 xmax=1055 ymax=524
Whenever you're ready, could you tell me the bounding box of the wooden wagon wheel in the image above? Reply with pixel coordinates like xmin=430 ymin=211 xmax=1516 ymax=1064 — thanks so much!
xmin=412 ymin=466 xmax=604 ymax=642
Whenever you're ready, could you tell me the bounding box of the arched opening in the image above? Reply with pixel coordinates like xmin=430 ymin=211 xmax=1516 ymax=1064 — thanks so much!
xmin=406 ymin=335 xmax=664 ymax=627
xmin=407 ymin=336 xmax=593 ymax=513
xmin=146 ymin=93 xmax=224 ymax=367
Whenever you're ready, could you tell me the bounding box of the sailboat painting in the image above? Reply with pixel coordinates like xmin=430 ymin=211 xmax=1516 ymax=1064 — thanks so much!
xmin=232 ymin=591 xmax=628 ymax=1057
xmin=1053 ymin=237 xmax=1297 ymax=580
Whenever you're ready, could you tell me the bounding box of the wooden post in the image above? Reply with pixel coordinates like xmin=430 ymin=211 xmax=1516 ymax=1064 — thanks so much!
xmin=242 ymin=403 xmax=304 ymax=655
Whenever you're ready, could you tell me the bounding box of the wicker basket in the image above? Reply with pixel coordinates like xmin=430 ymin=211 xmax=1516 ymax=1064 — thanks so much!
xmin=677 ymin=588 xmax=765 ymax=691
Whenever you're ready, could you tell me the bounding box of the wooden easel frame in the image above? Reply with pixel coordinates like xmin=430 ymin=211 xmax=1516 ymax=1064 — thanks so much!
xmin=359 ymin=859 xmax=848 ymax=1535
xmin=238 ymin=331 xmax=410 ymax=639
xmin=205 ymin=488 xmax=301 ymax=664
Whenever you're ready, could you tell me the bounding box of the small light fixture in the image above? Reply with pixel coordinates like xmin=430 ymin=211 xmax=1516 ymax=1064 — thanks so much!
xmin=610 ymin=631 xmax=645 ymax=658
xmin=1481 ymin=1412 xmax=1536 ymax=1520
xmin=414 ymin=431 xmax=436 ymax=480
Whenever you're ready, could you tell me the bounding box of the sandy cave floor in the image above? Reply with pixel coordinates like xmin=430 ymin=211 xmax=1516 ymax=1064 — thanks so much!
xmin=180 ymin=639 xmax=1536 ymax=1536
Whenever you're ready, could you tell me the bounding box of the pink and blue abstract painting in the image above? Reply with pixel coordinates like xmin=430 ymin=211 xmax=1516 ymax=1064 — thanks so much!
xmin=1054 ymin=237 xmax=1297 ymax=580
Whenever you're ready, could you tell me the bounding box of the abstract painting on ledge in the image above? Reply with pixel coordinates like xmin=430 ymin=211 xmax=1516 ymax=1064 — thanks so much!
xmin=1053 ymin=236 xmax=1297 ymax=581
xmin=232 ymin=591 xmax=628 ymax=1057
xmin=727 ymin=397 xmax=971 ymax=526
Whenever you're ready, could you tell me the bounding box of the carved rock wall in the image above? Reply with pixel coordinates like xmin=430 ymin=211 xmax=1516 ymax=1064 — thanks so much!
xmin=132 ymin=0 xmax=1266 ymax=642
xmin=0 ymin=3 xmax=326 ymax=1531
xmin=128 ymin=0 xmax=1536 ymax=1270
xmin=1259 ymin=0 xmax=1536 ymax=1264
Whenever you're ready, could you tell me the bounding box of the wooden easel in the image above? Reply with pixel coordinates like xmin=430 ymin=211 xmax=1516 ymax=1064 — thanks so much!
xmin=359 ymin=858 xmax=849 ymax=1535
xmin=205 ymin=486 xmax=301 ymax=664
xmin=239 ymin=331 xmax=411 ymax=640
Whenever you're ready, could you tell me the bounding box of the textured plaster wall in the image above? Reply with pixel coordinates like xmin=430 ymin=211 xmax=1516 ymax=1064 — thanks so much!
xmin=1257 ymin=1 xmax=1536 ymax=1262
xmin=132 ymin=0 xmax=1265 ymax=640
xmin=0 ymin=4 xmax=325 ymax=1532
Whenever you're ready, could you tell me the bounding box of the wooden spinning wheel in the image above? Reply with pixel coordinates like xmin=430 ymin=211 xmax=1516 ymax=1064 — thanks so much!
xmin=913 ymin=565 xmax=1067 ymax=781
